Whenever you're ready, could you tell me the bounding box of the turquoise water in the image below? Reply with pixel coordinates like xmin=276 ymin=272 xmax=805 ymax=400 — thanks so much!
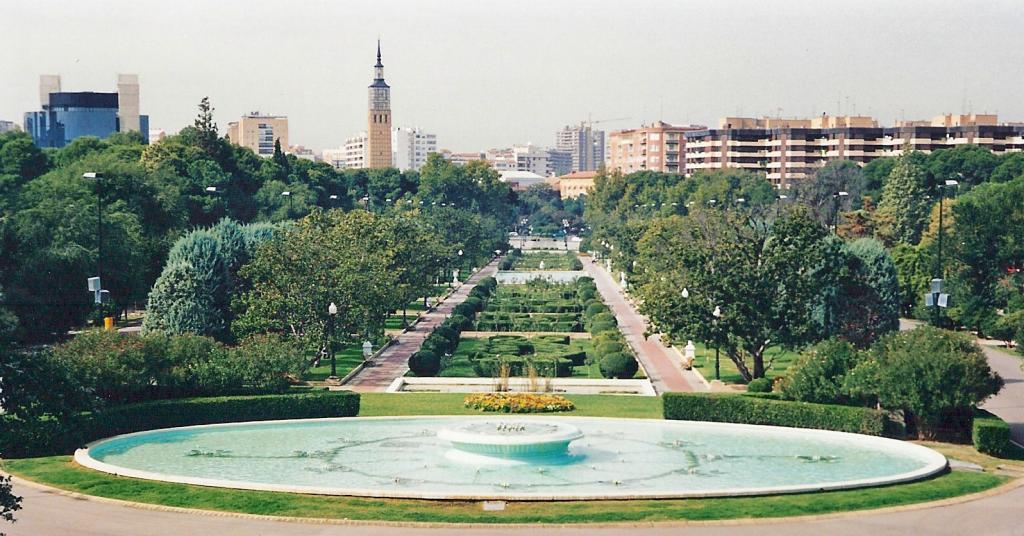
xmin=84 ymin=416 xmax=945 ymax=499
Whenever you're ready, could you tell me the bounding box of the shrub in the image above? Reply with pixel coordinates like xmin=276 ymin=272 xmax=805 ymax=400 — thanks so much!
xmin=595 ymin=342 xmax=624 ymax=357
xmin=578 ymin=288 xmax=596 ymax=301
xmin=465 ymin=393 xmax=575 ymax=413
xmin=747 ymin=378 xmax=773 ymax=393
xmin=473 ymin=357 xmax=572 ymax=377
xmin=453 ymin=303 xmax=475 ymax=319
xmin=534 ymin=334 xmax=570 ymax=345
xmin=0 ymin=391 xmax=360 ymax=458
xmin=663 ymin=393 xmax=887 ymax=436
xmin=591 ymin=312 xmax=617 ymax=326
xmin=599 ymin=352 xmax=638 ymax=379
xmin=446 ymin=314 xmax=472 ymax=332
xmin=462 ymin=296 xmax=483 ymax=313
xmin=973 ymin=409 xmax=1012 ymax=457
xmin=408 ymin=350 xmax=441 ymax=377
xmin=869 ymin=326 xmax=1003 ymax=440
xmin=585 ymin=303 xmax=607 ymax=319
xmin=781 ymin=338 xmax=862 ymax=404
xmin=228 ymin=334 xmax=306 ymax=392
xmin=588 ymin=321 xmax=617 ymax=334
xmin=433 ymin=325 xmax=460 ymax=348
xmin=422 ymin=334 xmax=454 ymax=356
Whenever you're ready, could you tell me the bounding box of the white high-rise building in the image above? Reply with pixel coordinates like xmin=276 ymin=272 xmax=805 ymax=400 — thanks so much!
xmin=339 ymin=132 xmax=368 ymax=169
xmin=392 ymin=127 xmax=437 ymax=171
xmin=556 ymin=123 xmax=605 ymax=172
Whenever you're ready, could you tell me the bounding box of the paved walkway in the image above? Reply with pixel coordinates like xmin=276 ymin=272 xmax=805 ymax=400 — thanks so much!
xmin=7 ymin=476 xmax=1024 ymax=536
xmin=342 ymin=260 xmax=499 ymax=392
xmin=980 ymin=344 xmax=1024 ymax=446
xmin=583 ymin=260 xmax=702 ymax=393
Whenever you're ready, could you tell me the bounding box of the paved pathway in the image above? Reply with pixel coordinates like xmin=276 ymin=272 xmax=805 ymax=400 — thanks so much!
xmin=7 ymin=476 xmax=1024 ymax=536
xmin=980 ymin=344 xmax=1024 ymax=446
xmin=583 ymin=260 xmax=702 ymax=393
xmin=342 ymin=260 xmax=499 ymax=392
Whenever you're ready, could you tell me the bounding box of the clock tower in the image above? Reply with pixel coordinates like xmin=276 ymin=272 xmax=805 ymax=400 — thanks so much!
xmin=367 ymin=40 xmax=392 ymax=168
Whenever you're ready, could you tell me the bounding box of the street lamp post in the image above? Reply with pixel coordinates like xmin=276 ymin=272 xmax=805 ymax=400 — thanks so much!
xmin=281 ymin=190 xmax=292 ymax=216
xmin=712 ymin=305 xmax=722 ymax=381
xmin=326 ymin=302 xmax=339 ymax=383
xmin=83 ymin=172 xmax=104 ymax=284
xmin=831 ymin=191 xmax=849 ymax=234
xmin=931 ymin=178 xmax=959 ymax=326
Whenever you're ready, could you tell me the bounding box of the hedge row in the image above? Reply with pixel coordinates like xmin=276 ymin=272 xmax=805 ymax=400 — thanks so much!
xmin=973 ymin=409 xmax=1013 ymax=456
xmin=663 ymin=392 xmax=887 ymax=436
xmin=1 ymin=390 xmax=361 ymax=458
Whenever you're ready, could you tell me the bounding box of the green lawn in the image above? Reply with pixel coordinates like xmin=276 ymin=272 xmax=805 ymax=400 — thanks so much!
xmin=511 ymin=251 xmax=579 ymax=271
xmin=302 ymin=345 xmax=365 ymax=381
xmin=687 ymin=341 xmax=799 ymax=384
xmin=1 ymin=456 xmax=1004 ymax=524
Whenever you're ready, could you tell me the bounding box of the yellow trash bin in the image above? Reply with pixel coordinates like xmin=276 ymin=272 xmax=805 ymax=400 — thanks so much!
xmin=104 ymin=316 xmax=115 ymax=331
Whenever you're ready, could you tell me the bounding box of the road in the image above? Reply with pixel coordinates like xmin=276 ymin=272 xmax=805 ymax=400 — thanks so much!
xmin=6 ymin=476 xmax=1024 ymax=536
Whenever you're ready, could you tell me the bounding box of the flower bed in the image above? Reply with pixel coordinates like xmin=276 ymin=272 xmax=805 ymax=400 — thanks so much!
xmin=464 ymin=392 xmax=575 ymax=413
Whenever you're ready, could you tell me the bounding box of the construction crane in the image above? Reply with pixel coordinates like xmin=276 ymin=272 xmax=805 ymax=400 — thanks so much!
xmin=584 ymin=115 xmax=631 ymax=128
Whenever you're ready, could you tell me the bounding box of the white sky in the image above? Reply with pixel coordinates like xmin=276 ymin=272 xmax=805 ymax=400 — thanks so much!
xmin=2 ymin=0 xmax=1022 ymax=152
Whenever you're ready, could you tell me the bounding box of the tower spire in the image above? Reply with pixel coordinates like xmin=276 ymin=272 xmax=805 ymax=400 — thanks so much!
xmin=376 ymin=39 xmax=382 ymax=68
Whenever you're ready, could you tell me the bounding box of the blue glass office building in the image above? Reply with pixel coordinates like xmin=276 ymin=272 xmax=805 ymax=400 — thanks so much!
xmin=24 ymin=92 xmax=149 ymax=148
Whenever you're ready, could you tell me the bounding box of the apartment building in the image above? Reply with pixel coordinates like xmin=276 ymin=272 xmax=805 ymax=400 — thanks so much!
xmin=606 ymin=121 xmax=706 ymax=175
xmin=685 ymin=114 xmax=1024 ymax=187
xmin=556 ymin=123 xmax=605 ymax=172
xmin=392 ymin=126 xmax=437 ymax=171
xmin=225 ymin=112 xmax=289 ymax=157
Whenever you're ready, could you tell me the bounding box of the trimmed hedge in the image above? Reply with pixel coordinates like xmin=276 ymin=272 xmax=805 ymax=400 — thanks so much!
xmin=599 ymin=352 xmax=638 ymax=379
xmin=409 ymin=349 xmax=441 ymax=377
xmin=473 ymin=357 xmax=573 ymax=378
xmin=663 ymin=392 xmax=887 ymax=436
xmin=1 ymin=390 xmax=360 ymax=458
xmin=747 ymin=378 xmax=773 ymax=393
xmin=973 ymin=409 xmax=1012 ymax=457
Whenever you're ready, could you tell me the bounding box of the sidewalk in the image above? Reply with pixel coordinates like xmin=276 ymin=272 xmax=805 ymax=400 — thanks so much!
xmin=342 ymin=260 xmax=500 ymax=392
xmin=583 ymin=260 xmax=703 ymax=394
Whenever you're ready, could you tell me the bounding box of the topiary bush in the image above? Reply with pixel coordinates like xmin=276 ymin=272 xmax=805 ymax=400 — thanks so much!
xmin=747 ymin=378 xmax=773 ymax=393
xmin=588 ymin=321 xmax=617 ymax=335
xmin=595 ymin=341 xmax=624 ymax=357
xmin=462 ymin=296 xmax=483 ymax=313
xmin=408 ymin=350 xmax=441 ymax=377
xmin=591 ymin=312 xmax=617 ymax=326
xmin=446 ymin=314 xmax=472 ymax=332
xmin=599 ymin=352 xmax=638 ymax=379
xmin=433 ymin=325 xmax=459 ymax=348
xmin=663 ymin=393 xmax=887 ymax=436
xmin=585 ymin=303 xmax=607 ymax=319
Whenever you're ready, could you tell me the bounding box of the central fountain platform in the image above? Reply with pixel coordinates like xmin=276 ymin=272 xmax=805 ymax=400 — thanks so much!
xmin=437 ymin=420 xmax=583 ymax=462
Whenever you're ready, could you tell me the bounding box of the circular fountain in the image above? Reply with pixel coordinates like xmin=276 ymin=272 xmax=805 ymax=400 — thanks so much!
xmin=438 ymin=420 xmax=582 ymax=463
xmin=75 ymin=416 xmax=948 ymax=500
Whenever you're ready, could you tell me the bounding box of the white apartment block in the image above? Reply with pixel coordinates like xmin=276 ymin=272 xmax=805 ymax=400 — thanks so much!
xmin=392 ymin=126 xmax=437 ymax=171
xmin=556 ymin=123 xmax=605 ymax=172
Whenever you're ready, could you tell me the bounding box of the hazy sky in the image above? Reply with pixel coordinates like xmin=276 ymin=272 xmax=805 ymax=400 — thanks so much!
xmin=3 ymin=0 xmax=1023 ymax=152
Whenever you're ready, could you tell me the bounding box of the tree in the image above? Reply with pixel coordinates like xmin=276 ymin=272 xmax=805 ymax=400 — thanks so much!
xmin=829 ymin=238 xmax=900 ymax=347
xmin=634 ymin=207 xmax=832 ymax=380
xmin=0 ymin=474 xmax=21 ymax=533
xmin=0 ymin=131 xmax=49 ymax=180
xmin=143 ymin=230 xmax=230 ymax=340
xmin=793 ymin=160 xmax=866 ymax=228
xmin=233 ymin=210 xmax=406 ymax=358
xmin=875 ymin=152 xmax=931 ymax=245
xmin=948 ymin=178 xmax=1024 ymax=334
xmin=864 ymin=326 xmax=1003 ymax=439
xmin=193 ymin=97 xmax=220 ymax=157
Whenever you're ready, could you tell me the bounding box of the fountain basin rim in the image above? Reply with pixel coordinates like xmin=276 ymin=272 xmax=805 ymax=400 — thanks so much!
xmin=74 ymin=415 xmax=949 ymax=501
